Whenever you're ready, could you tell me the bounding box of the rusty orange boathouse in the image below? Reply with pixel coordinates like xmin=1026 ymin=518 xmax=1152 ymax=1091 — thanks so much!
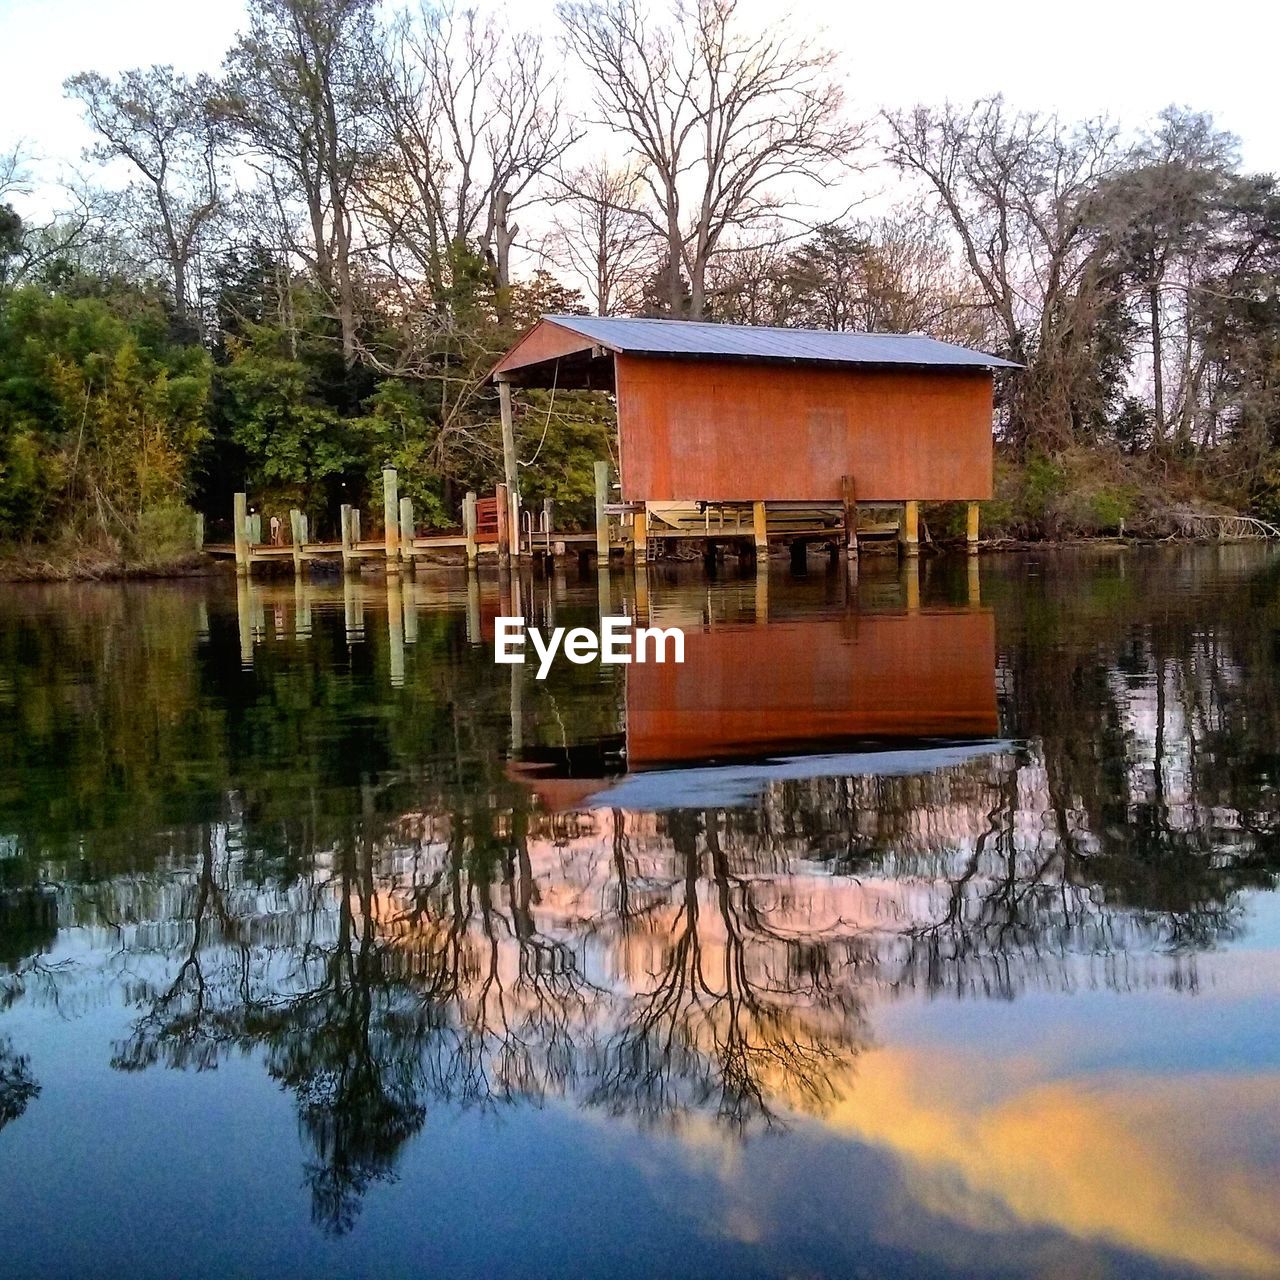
xmin=491 ymin=315 xmax=1018 ymax=560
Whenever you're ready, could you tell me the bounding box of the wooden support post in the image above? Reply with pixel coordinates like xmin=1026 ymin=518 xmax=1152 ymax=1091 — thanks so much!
xmin=463 ymin=491 xmax=478 ymax=569
xmin=542 ymin=498 xmax=554 ymax=558
xmin=900 ymin=500 xmax=920 ymax=557
xmin=966 ymin=500 xmax=981 ymax=551
xmin=496 ymin=482 xmax=511 ymax=565
xmin=752 ymin=501 xmax=768 ymax=562
xmin=193 ymin=511 xmax=204 ymax=553
xmin=233 ymin=492 xmax=249 ymax=575
xmin=352 ymin=508 xmax=362 ymax=545
xmin=340 ymin=503 xmax=353 ymax=571
xmin=842 ymin=475 xmax=858 ymax=560
xmin=634 ymin=504 xmax=648 ymax=563
xmin=498 ymin=379 xmax=521 ymax=558
xmin=290 ymin=509 xmax=304 ymax=576
xmin=594 ymin=460 xmax=610 ymax=563
xmin=399 ymin=496 xmax=414 ymax=565
xmin=383 ymin=467 xmax=400 ymax=570
xmin=249 ymin=512 xmax=262 ymax=546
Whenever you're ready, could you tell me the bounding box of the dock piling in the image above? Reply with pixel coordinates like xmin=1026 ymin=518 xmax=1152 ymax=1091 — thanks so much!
xmin=290 ymin=509 xmax=305 ymax=576
xmin=842 ymin=475 xmax=858 ymax=560
xmin=383 ymin=468 xmax=400 ymax=570
xmin=399 ymin=496 xmax=414 ymax=566
xmin=966 ymin=500 xmax=980 ymax=551
xmin=463 ymin=491 xmax=478 ymax=568
xmin=594 ymin=461 xmax=610 ymax=563
xmin=900 ymin=500 xmax=920 ymax=557
xmin=233 ymin=492 xmax=249 ymax=575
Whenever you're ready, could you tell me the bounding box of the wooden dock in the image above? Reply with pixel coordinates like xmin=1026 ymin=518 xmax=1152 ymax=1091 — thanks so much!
xmin=210 ymin=464 xmax=981 ymax=579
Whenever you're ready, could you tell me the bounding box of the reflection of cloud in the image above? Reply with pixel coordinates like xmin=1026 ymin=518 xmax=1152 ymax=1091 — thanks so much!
xmin=818 ymin=1046 xmax=1280 ymax=1276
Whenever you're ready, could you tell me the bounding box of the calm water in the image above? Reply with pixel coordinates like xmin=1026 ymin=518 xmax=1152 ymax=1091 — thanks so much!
xmin=1 ymin=548 xmax=1278 ymax=1280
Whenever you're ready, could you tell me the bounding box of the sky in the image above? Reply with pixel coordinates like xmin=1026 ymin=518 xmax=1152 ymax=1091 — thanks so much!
xmin=2 ymin=0 xmax=1279 ymax=208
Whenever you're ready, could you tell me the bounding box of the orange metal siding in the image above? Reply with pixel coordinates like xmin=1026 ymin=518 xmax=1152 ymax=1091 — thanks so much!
xmin=615 ymin=354 xmax=994 ymax=501
xmin=493 ymin=319 xmax=596 ymax=377
xmin=626 ymin=609 xmax=998 ymax=766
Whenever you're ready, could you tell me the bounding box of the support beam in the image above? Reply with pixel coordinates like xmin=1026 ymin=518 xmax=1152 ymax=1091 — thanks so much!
xmin=752 ymin=501 xmax=768 ymax=561
xmin=966 ymin=500 xmax=981 ymax=551
xmin=498 ymin=379 xmax=520 ymax=557
xmin=900 ymin=500 xmax=920 ymax=557
xmin=463 ymin=491 xmax=478 ymax=569
xmin=842 ymin=475 xmax=858 ymax=560
xmin=383 ymin=467 xmax=400 ymax=570
xmin=193 ymin=512 xmax=204 ymax=553
xmin=399 ymin=496 xmax=414 ymax=565
xmin=594 ymin=460 xmax=610 ymax=563
xmin=233 ymin=492 xmax=249 ymax=575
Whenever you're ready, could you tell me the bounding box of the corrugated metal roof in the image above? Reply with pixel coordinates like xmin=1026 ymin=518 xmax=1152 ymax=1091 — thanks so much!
xmin=543 ymin=314 xmax=1020 ymax=370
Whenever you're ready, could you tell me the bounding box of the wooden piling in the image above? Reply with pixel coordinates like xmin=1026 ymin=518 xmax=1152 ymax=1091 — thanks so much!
xmin=340 ymin=503 xmax=353 ymax=571
xmin=498 ymin=379 xmax=520 ymax=558
xmin=634 ymin=504 xmax=648 ymax=563
xmin=233 ymin=492 xmax=249 ymax=575
xmin=399 ymin=496 xmax=414 ymax=566
xmin=383 ymin=468 xmax=400 ymax=570
xmin=752 ymin=501 xmax=768 ymax=561
xmin=496 ymin=482 xmax=511 ymax=566
xmin=193 ymin=512 xmax=204 ymax=553
xmin=966 ymin=500 xmax=981 ymax=551
xmin=842 ymin=475 xmax=858 ymax=560
xmin=463 ymin=491 xmax=478 ymax=568
xmin=290 ymin=509 xmax=305 ymax=576
xmin=594 ymin=460 xmax=610 ymax=563
xmin=900 ymin=500 xmax=920 ymax=557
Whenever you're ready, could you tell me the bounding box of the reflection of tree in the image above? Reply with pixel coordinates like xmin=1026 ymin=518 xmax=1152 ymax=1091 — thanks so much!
xmin=588 ymin=809 xmax=869 ymax=1130
xmin=0 ymin=1038 xmax=39 ymax=1133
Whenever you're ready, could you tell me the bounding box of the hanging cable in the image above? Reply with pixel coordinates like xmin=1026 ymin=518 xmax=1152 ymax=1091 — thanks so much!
xmin=519 ymin=357 xmax=559 ymax=468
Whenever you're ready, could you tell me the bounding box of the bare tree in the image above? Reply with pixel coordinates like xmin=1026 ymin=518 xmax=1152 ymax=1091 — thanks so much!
xmin=884 ymin=97 xmax=1127 ymax=450
xmin=367 ymin=4 xmax=577 ymax=300
xmin=559 ymin=0 xmax=861 ymax=319
xmin=547 ymin=159 xmax=657 ymax=314
xmin=220 ymin=0 xmax=379 ymax=368
xmin=64 ymin=67 xmax=223 ymax=326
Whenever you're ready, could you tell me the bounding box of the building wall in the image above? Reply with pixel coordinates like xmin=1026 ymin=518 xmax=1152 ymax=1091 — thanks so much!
xmin=615 ymin=355 xmax=995 ymax=501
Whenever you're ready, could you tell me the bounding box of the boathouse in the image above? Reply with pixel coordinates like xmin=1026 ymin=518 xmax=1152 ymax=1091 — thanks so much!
xmin=492 ymin=315 xmax=1018 ymax=556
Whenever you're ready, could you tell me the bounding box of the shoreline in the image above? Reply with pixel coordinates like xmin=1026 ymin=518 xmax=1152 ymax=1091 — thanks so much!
xmin=2 ymin=536 xmax=1275 ymax=584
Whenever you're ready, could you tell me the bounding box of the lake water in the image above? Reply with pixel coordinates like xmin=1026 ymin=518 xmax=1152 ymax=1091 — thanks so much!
xmin=1 ymin=547 xmax=1278 ymax=1280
